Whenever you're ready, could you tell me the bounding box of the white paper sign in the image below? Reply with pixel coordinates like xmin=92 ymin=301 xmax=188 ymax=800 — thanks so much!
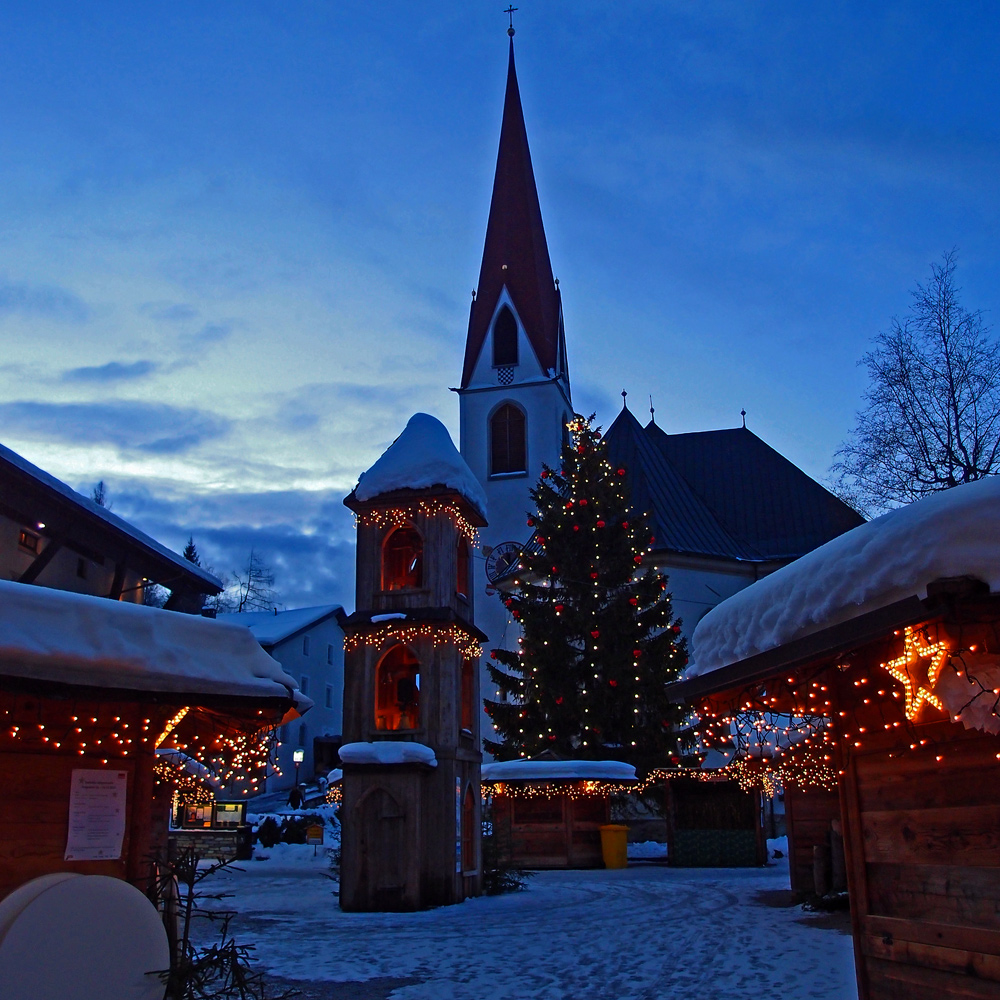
xmin=64 ymin=769 xmax=128 ymax=861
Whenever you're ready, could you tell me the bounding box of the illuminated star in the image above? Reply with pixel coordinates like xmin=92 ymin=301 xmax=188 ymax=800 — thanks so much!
xmin=880 ymin=627 xmax=948 ymax=720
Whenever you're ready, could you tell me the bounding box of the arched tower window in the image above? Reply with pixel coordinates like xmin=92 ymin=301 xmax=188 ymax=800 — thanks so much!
xmin=492 ymin=306 xmax=518 ymax=367
xmin=461 ymin=784 xmax=476 ymax=872
xmin=460 ymin=656 xmax=475 ymax=732
xmin=375 ymin=644 xmax=420 ymax=731
xmin=490 ymin=403 xmax=526 ymax=475
xmin=382 ymin=526 xmax=423 ymax=591
xmin=456 ymin=536 xmax=470 ymax=601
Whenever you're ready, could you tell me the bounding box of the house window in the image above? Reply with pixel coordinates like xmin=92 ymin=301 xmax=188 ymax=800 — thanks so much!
xmin=456 ymin=536 xmax=470 ymax=600
xmin=382 ymin=526 xmax=423 ymax=591
xmin=327 ymin=643 xmax=334 ymax=665
xmin=462 ymin=785 xmax=476 ymax=872
xmin=461 ymin=656 xmax=475 ymax=732
xmin=325 ymin=684 xmax=334 ymax=710
xmin=490 ymin=403 xmax=526 ymax=475
xmin=300 ymin=675 xmax=310 ymax=696
xmin=18 ymin=529 xmax=39 ymax=553
xmin=303 ymin=635 xmax=310 ymax=656
xmin=375 ymin=644 xmax=420 ymax=731
xmin=492 ymin=305 xmax=518 ymax=366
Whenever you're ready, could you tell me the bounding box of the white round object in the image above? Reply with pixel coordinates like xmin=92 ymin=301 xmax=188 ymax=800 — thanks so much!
xmin=0 ymin=873 xmax=81 ymax=946
xmin=0 ymin=874 xmax=169 ymax=1000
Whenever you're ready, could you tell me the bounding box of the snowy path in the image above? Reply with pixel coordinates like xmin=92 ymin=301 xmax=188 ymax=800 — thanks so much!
xmin=203 ymin=857 xmax=857 ymax=999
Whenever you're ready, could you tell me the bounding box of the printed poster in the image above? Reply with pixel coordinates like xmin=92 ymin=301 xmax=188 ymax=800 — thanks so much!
xmin=64 ymin=769 xmax=128 ymax=861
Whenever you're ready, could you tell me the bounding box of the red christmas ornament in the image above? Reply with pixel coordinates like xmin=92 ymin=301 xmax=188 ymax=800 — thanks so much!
xmin=490 ymin=651 xmax=497 ymax=659
xmin=633 ymin=649 xmax=642 ymax=658
xmin=617 ymin=468 xmax=626 ymax=476
xmin=540 ymin=470 xmax=548 ymax=478
xmin=594 ymin=431 xmax=601 ymax=439
xmin=649 ymin=536 xmax=655 ymax=545
xmin=536 ymin=535 xmax=545 ymax=544
xmin=591 ymin=630 xmax=600 ymax=639
xmin=577 ymin=445 xmax=586 ymax=454
xmin=579 ymin=498 xmax=588 ymax=506
xmin=565 ymin=501 xmax=574 ymax=509
xmin=526 ymin=518 xmax=534 ymax=526
xmin=554 ymin=604 xmax=564 ymax=612
xmin=555 ymin=696 xmax=563 ymax=705
xmin=590 ymin=572 xmax=599 ymax=580
xmin=548 ymin=734 xmax=557 ymax=741
xmin=552 ymin=566 xmax=558 ymax=573
xmin=629 ymin=597 xmax=638 ymax=606
xmin=573 ymin=525 xmax=580 ymax=532
xmin=609 ymin=679 xmax=618 ymax=687
xmin=671 ymin=625 xmax=681 ymax=635
xmin=622 ymin=520 xmax=629 ymax=529
xmin=596 ymin=519 xmax=605 ymax=528
xmin=633 ymin=555 xmax=643 ymax=565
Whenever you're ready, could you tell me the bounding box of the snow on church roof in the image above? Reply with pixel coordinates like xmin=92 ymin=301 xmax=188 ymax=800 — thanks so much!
xmin=687 ymin=477 xmax=1000 ymax=679
xmin=0 ymin=579 xmax=309 ymax=708
xmin=354 ymin=413 xmax=487 ymax=518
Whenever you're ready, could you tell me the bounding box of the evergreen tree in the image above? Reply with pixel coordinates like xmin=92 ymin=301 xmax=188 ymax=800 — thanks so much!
xmin=484 ymin=415 xmax=688 ymax=776
xmin=182 ymin=535 xmax=201 ymax=566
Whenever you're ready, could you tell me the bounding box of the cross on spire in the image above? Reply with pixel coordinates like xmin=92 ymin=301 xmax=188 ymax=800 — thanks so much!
xmin=504 ymin=5 xmax=518 ymax=35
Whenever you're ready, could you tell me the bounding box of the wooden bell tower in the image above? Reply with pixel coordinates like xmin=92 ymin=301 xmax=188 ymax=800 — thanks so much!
xmin=339 ymin=414 xmax=487 ymax=911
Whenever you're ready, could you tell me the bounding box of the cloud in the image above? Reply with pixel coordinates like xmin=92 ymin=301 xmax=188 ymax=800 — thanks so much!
xmin=183 ymin=321 xmax=234 ymax=347
xmin=0 ymin=400 xmax=230 ymax=455
xmin=62 ymin=360 xmax=159 ymax=383
xmin=140 ymin=301 xmax=200 ymax=323
xmin=0 ymin=278 xmax=90 ymax=322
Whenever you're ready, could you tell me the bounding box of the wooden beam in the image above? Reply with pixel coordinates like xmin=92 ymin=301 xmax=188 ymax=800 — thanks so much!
xmin=18 ymin=535 xmax=65 ymax=584
xmin=108 ymin=561 xmax=126 ymax=600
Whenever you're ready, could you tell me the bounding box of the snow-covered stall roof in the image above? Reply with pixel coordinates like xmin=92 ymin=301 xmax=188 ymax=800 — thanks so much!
xmin=481 ymin=759 xmax=637 ymax=782
xmin=0 ymin=579 xmax=309 ymax=708
xmin=218 ymin=605 xmax=343 ymax=646
xmin=353 ymin=413 xmax=487 ymax=518
xmin=688 ymin=477 xmax=1000 ymax=679
xmin=339 ymin=742 xmax=438 ymax=767
xmin=0 ymin=440 xmax=223 ymax=593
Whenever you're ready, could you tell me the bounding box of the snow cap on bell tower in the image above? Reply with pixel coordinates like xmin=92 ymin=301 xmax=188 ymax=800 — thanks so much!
xmin=461 ymin=37 xmax=563 ymax=390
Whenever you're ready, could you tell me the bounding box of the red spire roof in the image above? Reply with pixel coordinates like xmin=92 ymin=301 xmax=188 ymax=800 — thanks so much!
xmin=461 ymin=39 xmax=561 ymax=388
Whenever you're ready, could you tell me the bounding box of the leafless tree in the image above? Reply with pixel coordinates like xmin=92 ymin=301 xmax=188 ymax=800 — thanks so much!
xmin=832 ymin=250 xmax=1000 ymax=516
xmin=230 ymin=548 xmax=278 ymax=613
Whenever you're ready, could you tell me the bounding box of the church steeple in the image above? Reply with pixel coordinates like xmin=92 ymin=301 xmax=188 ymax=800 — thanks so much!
xmin=461 ymin=38 xmax=562 ymax=389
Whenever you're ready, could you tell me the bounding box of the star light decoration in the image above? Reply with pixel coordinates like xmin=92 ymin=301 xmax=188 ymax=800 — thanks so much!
xmin=879 ymin=626 xmax=948 ymax=720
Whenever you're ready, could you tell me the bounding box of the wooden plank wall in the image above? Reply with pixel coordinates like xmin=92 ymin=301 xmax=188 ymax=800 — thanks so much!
xmin=785 ymin=783 xmax=841 ymax=897
xmin=842 ymin=731 xmax=1000 ymax=999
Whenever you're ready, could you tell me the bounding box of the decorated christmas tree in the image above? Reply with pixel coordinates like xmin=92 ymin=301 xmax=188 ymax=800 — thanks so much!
xmin=484 ymin=414 xmax=688 ymax=776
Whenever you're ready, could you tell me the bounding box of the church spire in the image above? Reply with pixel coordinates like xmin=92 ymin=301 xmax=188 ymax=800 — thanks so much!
xmin=461 ymin=37 xmax=561 ymax=389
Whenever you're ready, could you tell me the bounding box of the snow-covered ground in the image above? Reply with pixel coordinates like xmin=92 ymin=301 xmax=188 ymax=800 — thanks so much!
xmin=200 ymin=849 xmax=857 ymax=999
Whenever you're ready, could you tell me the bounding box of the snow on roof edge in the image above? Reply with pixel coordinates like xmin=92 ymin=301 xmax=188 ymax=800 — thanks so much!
xmin=339 ymin=741 xmax=438 ymax=767
xmin=687 ymin=477 xmax=1000 ymax=679
xmin=481 ymin=759 xmax=638 ymax=782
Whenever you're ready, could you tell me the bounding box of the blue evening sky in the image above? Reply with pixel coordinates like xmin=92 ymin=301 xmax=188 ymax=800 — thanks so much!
xmin=1 ymin=2 xmax=997 ymax=608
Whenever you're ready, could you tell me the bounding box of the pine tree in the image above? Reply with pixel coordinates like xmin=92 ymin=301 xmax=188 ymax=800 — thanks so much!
xmin=182 ymin=535 xmax=201 ymax=566
xmin=484 ymin=415 xmax=688 ymax=777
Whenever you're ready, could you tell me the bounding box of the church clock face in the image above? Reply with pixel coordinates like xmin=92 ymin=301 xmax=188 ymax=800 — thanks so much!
xmin=485 ymin=541 xmax=522 ymax=583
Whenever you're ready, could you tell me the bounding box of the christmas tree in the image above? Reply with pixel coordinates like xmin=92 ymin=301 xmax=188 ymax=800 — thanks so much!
xmin=484 ymin=415 xmax=688 ymax=776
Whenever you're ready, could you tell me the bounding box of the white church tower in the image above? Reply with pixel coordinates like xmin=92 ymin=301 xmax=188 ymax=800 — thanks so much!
xmin=455 ymin=33 xmax=573 ymax=746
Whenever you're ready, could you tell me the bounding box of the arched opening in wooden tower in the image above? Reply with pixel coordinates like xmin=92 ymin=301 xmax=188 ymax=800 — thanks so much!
xmin=460 ymin=655 xmax=475 ymax=733
xmin=490 ymin=402 xmax=526 ymax=475
xmin=456 ymin=536 xmax=470 ymax=600
xmin=375 ymin=644 xmax=420 ymax=731
xmin=382 ymin=526 xmax=423 ymax=591
xmin=461 ymin=784 xmax=476 ymax=872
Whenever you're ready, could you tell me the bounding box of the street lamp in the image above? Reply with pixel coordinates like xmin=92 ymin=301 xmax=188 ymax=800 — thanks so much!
xmin=293 ymin=748 xmax=304 ymax=786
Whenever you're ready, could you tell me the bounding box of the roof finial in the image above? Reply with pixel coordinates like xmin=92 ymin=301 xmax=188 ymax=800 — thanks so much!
xmin=621 ymin=389 xmax=628 ymax=410
xmin=741 ymin=408 xmax=747 ymax=428
xmin=504 ymin=5 xmax=517 ymax=36
xmin=649 ymin=395 xmax=656 ymax=425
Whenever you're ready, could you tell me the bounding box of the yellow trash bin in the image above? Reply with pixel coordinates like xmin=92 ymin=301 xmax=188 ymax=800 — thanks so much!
xmin=599 ymin=824 xmax=629 ymax=869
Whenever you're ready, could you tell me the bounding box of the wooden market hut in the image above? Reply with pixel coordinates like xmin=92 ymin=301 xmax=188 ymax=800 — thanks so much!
xmin=669 ymin=477 xmax=1000 ymax=1000
xmin=0 ymin=579 xmax=309 ymax=902
xmin=482 ymin=757 xmax=638 ymax=868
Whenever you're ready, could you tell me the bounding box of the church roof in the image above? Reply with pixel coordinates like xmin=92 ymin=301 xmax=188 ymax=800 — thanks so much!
xmin=462 ymin=39 xmax=561 ymax=388
xmin=603 ymin=408 xmax=864 ymax=563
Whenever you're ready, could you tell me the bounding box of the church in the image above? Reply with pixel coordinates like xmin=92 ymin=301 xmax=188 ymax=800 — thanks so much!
xmin=453 ymin=32 xmax=862 ymax=743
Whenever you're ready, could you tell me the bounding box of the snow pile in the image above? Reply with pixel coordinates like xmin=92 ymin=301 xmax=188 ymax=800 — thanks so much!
xmin=339 ymin=741 xmax=438 ymax=767
xmin=627 ymin=841 xmax=668 ymax=860
xmin=481 ymin=759 xmax=637 ymax=782
xmin=354 ymin=413 xmax=487 ymax=518
xmin=0 ymin=580 xmax=309 ymax=707
xmin=689 ymin=477 xmax=1000 ymax=677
